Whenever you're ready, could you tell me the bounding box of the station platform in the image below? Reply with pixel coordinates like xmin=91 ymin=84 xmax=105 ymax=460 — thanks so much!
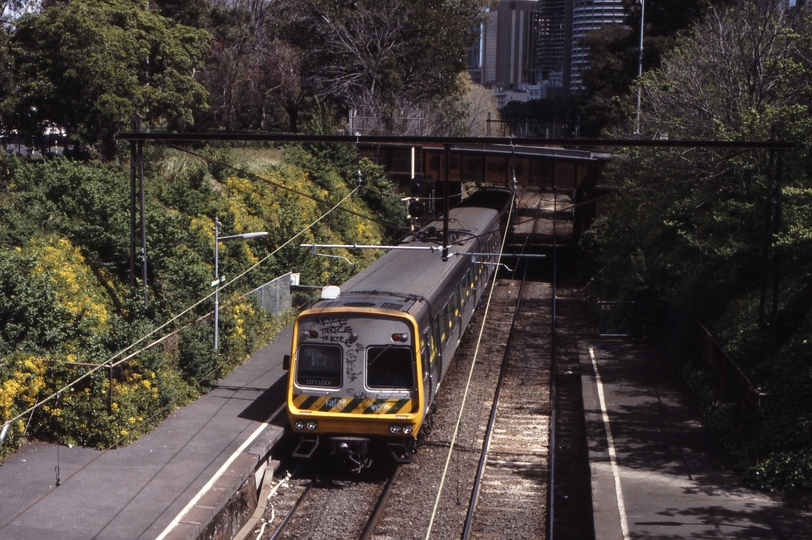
xmin=0 ymin=327 xmax=292 ymax=540
xmin=581 ymin=340 xmax=812 ymax=540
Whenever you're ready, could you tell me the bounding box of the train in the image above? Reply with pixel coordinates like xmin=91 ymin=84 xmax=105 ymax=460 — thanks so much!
xmin=283 ymin=188 xmax=514 ymax=469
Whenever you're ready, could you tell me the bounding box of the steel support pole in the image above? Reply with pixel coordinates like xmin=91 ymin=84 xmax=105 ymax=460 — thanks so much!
xmin=759 ymin=149 xmax=776 ymax=326
xmin=135 ymin=114 xmax=148 ymax=309
xmin=129 ymin=116 xmax=138 ymax=288
xmin=635 ymin=0 xmax=645 ymax=135
xmin=214 ymin=217 xmax=220 ymax=352
xmin=442 ymin=144 xmax=450 ymax=261
xmin=772 ymin=150 xmax=783 ymax=327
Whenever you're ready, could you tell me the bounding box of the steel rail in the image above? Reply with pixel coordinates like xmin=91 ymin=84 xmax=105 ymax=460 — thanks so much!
xmin=359 ymin=465 xmax=403 ymax=540
xmin=268 ymin=478 xmax=315 ymax=540
xmin=461 ymin=230 xmax=533 ymax=540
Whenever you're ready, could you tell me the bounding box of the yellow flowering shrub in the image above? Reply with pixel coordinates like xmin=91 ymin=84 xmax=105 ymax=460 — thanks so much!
xmin=27 ymin=237 xmax=115 ymax=335
xmin=0 ymin=356 xmax=46 ymax=419
xmin=0 ymin=356 xmax=46 ymax=457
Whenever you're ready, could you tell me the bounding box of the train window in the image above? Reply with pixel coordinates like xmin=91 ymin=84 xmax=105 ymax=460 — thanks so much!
xmin=429 ymin=321 xmax=439 ymax=359
xmin=421 ymin=331 xmax=430 ymax=373
xmin=445 ymin=301 xmax=455 ymax=334
xmin=296 ymin=344 xmax=342 ymax=388
xmin=439 ymin=306 xmax=448 ymax=344
xmin=367 ymin=347 xmax=414 ymax=389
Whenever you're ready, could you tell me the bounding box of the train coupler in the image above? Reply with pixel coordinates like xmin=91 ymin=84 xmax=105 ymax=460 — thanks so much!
xmin=292 ymin=435 xmax=320 ymax=458
xmin=330 ymin=437 xmax=371 ymax=471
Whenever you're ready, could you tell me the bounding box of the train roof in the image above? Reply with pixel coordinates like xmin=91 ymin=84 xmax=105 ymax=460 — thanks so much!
xmin=311 ymin=205 xmax=502 ymax=315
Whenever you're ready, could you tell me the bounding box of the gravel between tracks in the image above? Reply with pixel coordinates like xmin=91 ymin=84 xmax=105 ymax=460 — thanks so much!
xmin=257 ymin=279 xmax=594 ymax=540
xmin=370 ymin=278 xmax=551 ymax=540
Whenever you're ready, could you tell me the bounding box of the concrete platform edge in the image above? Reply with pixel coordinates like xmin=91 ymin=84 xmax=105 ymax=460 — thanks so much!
xmin=163 ymin=425 xmax=284 ymax=540
xmin=578 ymin=340 xmax=625 ymax=540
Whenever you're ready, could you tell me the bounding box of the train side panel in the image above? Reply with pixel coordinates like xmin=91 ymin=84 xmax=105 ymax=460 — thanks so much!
xmin=285 ymin=191 xmax=512 ymax=466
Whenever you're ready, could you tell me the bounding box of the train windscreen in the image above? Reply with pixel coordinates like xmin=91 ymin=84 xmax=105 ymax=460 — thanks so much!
xmin=367 ymin=346 xmax=414 ymax=389
xmin=296 ymin=344 xmax=342 ymax=388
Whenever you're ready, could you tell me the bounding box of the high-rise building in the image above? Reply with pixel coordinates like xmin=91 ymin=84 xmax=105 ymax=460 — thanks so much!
xmin=569 ymin=0 xmax=625 ymax=90
xmin=533 ymin=0 xmax=568 ymax=90
xmin=468 ymin=0 xmax=626 ymax=96
xmin=470 ymin=1 xmax=540 ymax=89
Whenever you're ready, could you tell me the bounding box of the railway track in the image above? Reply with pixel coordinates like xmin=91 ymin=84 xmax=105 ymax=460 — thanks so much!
xmin=358 ymin=265 xmax=554 ymax=539
xmin=253 ymin=190 xmax=596 ymax=539
xmin=255 ymin=281 xmax=593 ymax=540
xmin=461 ymin=277 xmax=553 ymax=539
xmin=265 ymin=462 xmax=400 ymax=539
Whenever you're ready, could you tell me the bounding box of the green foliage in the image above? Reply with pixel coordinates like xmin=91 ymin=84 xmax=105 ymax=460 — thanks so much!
xmin=6 ymin=0 xmax=211 ymax=155
xmin=584 ymin=1 xmax=812 ymax=495
xmin=0 ymin=139 xmax=402 ymax=455
xmin=177 ymin=322 xmax=218 ymax=388
xmin=284 ymin=116 xmax=407 ymax=237
xmin=0 ymin=355 xmax=47 ymax=459
xmin=500 ymin=97 xmax=572 ymax=137
xmin=745 ymin=451 xmax=812 ymax=494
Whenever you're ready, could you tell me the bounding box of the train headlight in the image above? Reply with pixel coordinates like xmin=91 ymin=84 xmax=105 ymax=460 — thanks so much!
xmin=301 ymin=330 xmax=319 ymax=340
xmin=402 ymin=425 xmax=413 ymax=435
xmin=293 ymin=420 xmax=305 ymax=430
xmin=391 ymin=333 xmax=409 ymax=343
xmin=389 ymin=424 xmax=402 ymax=434
xmin=305 ymin=421 xmax=318 ymax=431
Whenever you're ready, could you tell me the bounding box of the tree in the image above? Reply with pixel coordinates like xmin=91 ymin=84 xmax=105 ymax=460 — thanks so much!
xmin=574 ymin=0 xmax=713 ymax=136
xmin=150 ymin=0 xmax=211 ymax=28
xmin=591 ymin=0 xmax=812 ymax=311
xmin=583 ymin=0 xmax=812 ymax=493
xmin=192 ymin=0 xmax=305 ymax=131
xmin=274 ymin=0 xmax=493 ymax=133
xmin=6 ymin=0 xmax=211 ymax=156
xmin=637 ymin=0 xmax=810 ymax=140
xmin=197 ymin=2 xmax=256 ymax=131
xmin=249 ymin=38 xmax=304 ymax=131
xmin=499 ymin=96 xmax=572 ymax=137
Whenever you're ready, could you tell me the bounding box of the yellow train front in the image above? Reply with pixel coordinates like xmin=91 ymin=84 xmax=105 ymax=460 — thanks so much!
xmin=284 ymin=189 xmax=513 ymax=469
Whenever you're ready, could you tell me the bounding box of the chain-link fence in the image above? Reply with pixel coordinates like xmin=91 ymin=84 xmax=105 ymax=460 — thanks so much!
xmin=606 ymin=296 xmax=812 ymax=464
xmin=596 ymin=300 xmax=668 ymax=339
xmin=247 ymin=273 xmax=293 ymax=318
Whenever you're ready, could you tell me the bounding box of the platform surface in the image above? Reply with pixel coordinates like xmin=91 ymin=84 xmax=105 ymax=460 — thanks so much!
xmin=0 ymin=326 xmax=292 ymax=540
xmin=581 ymin=340 xmax=812 ymax=540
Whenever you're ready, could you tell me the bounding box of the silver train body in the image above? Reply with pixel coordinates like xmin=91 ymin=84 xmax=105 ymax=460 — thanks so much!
xmin=284 ymin=190 xmax=514 ymax=467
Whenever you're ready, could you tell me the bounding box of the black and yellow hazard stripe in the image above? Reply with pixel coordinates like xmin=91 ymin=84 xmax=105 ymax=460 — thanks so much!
xmin=292 ymin=394 xmax=415 ymax=415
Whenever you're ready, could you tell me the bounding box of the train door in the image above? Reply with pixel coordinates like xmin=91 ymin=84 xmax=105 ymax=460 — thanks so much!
xmin=430 ymin=315 xmax=443 ymax=390
xmin=421 ymin=329 xmax=433 ymax=406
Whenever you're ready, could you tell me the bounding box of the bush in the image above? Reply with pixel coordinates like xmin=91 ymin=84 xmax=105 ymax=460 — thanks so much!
xmin=1 ymin=141 xmax=400 ymax=456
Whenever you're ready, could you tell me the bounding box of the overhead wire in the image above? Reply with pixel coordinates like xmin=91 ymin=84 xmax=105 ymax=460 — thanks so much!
xmin=424 ymin=191 xmax=516 ymax=539
xmin=0 ymin=185 xmax=363 ymax=534
xmin=0 ymin=186 xmax=360 ymax=432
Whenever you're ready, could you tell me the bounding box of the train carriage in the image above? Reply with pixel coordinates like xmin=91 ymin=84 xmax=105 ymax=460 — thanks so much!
xmin=284 ymin=189 xmax=513 ymax=469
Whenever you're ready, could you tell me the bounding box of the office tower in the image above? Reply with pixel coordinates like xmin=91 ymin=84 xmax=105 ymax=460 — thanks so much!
xmin=533 ymin=0 xmax=567 ymax=90
xmin=569 ymin=0 xmax=625 ymax=90
xmin=469 ymin=0 xmax=627 ymax=96
xmin=471 ymin=1 xmax=539 ymax=88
